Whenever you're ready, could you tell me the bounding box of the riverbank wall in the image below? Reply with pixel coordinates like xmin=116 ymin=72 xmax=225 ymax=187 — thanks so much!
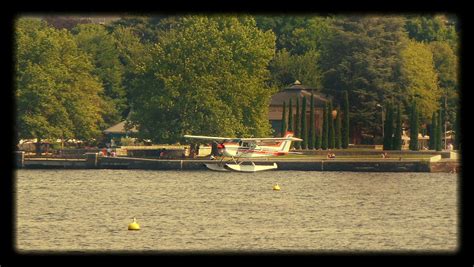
xmin=15 ymin=152 xmax=460 ymax=173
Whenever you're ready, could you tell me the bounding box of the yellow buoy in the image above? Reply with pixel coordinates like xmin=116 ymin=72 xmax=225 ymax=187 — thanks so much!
xmin=128 ymin=217 xmax=140 ymax=230
xmin=273 ymin=184 xmax=281 ymax=191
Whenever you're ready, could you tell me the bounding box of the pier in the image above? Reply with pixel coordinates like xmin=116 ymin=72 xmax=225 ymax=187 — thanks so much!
xmin=15 ymin=151 xmax=460 ymax=173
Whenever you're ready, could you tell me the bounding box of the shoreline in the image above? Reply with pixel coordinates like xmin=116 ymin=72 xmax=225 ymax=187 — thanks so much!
xmin=15 ymin=154 xmax=460 ymax=173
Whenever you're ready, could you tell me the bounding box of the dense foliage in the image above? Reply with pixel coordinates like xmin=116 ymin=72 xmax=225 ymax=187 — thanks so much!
xmin=16 ymin=14 xmax=459 ymax=147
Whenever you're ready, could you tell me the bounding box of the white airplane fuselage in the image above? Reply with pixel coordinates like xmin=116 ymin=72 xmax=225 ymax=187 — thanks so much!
xmin=221 ymin=140 xmax=292 ymax=158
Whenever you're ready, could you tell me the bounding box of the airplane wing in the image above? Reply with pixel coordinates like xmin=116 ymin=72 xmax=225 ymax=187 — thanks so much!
xmin=184 ymin=135 xmax=303 ymax=143
xmin=240 ymin=137 xmax=303 ymax=142
xmin=183 ymin=135 xmax=240 ymax=142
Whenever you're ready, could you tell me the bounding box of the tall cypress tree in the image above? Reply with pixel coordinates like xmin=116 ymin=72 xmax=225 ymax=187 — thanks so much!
xmin=335 ymin=107 xmax=342 ymax=149
xmin=393 ymin=104 xmax=402 ymax=150
xmin=288 ymin=98 xmax=293 ymax=132
xmin=294 ymin=97 xmax=300 ymax=149
xmin=429 ymin=112 xmax=437 ymax=150
xmin=322 ymin=102 xmax=329 ymax=150
xmin=383 ymin=102 xmax=394 ymax=150
xmin=342 ymin=91 xmax=350 ymax=149
xmin=280 ymin=101 xmax=287 ymax=137
xmin=328 ymin=100 xmax=335 ymax=149
xmin=436 ymin=109 xmax=443 ymax=151
xmin=315 ymin=126 xmax=321 ymax=150
xmin=440 ymin=95 xmax=447 ymax=148
xmin=309 ymin=93 xmax=315 ymax=149
xmin=409 ymin=99 xmax=419 ymax=151
xmin=301 ymin=96 xmax=307 ymax=149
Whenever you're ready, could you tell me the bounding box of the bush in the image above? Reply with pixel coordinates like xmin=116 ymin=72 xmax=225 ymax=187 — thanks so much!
xmin=120 ymin=137 xmax=138 ymax=146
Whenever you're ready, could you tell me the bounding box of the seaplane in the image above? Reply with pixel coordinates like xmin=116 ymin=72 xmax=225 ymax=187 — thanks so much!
xmin=184 ymin=131 xmax=303 ymax=172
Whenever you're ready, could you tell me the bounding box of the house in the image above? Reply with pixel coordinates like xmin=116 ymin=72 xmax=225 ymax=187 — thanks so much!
xmin=103 ymin=121 xmax=138 ymax=146
xmin=268 ymin=81 xmax=329 ymax=137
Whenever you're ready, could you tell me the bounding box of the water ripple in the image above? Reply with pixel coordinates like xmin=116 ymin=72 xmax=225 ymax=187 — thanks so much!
xmin=15 ymin=170 xmax=458 ymax=252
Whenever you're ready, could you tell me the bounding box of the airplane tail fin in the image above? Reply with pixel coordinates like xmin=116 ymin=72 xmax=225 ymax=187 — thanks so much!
xmin=277 ymin=131 xmax=301 ymax=153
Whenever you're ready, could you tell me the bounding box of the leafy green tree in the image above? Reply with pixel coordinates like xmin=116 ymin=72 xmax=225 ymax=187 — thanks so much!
xmin=399 ymin=39 xmax=441 ymax=122
xmin=393 ymin=105 xmax=403 ymax=150
xmin=72 ymin=23 xmax=127 ymax=124
xmin=308 ymin=93 xmax=315 ymax=149
xmin=300 ymin=96 xmax=307 ymax=149
xmin=342 ymin=91 xmax=350 ymax=148
xmin=107 ymin=15 xmax=170 ymax=44
xmin=254 ymin=16 xmax=312 ymax=53
xmin=320 ymin=16 xmax=408 ymax=143
xmin=110 ymin=25 xmax=150 ymax=118
xmin=405 ymin=15 xmax=458 ymax=50
xmin=127 ymin=16 xmax=276 ymax=143
xmin=281 ymin=101 xmax=287 ymax=137
xmin=16 ymin=18 xmax=108 ymax=150
xmin=269 ymin=49 xmax=322 ymax=89
xmin=409 ymin=99 xmax=419 ymax=151
xmin=430 ymin=41 xmax=459 ymax=132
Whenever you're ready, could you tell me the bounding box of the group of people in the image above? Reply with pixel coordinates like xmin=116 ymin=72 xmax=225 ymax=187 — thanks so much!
xmin=101 ymin=147 xmax=116 ymax=157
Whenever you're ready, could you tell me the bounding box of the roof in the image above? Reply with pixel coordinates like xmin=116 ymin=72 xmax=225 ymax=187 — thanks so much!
xmin=270 ymin=88 xmax=329 ymax=107
xmin=103 ymin=121 xmax=138 ymax=134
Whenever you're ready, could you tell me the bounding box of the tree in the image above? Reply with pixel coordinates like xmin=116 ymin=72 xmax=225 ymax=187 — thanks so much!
xmin=281 ymin=101 xmax=287 ymax=137
xmin=16 ymin=18 xmax=108 ymax=151
xmin=399 ymin=39 xmax=441 ymax=122
xmin=320 ymin=16 xmax=408 ymax=143
xmin=110 ymin=25 xmax=149 ymax=119
xmin=393 ymin=104 xmax=403 ymax=150
xmin=294 ymin=97 xmax=301 ymax=149
xmin=300 ymin=96 xmax=307 ymax=149
xmin=72 ymin=23 xmax=128 ymax=125
xmin=127 ymin=16 xmax=276 ymax=143
xmin=454 ymin=108 xmax=460 ymax=150
xmin=429 ymin=112 xmax=437 ymax=150
xmin=315 ymin=126 xmax=321 ymax=150
xmin=404 ymin=15 xmax=458 ymax=50
xmin=308 ymin=93 xmax=315 ymax=149
xmin=255 ymin=16 xmax=314 ymax=53
xmin=328 ymin=100 xmax=335 ymax=149
xmin=383 ymin=103 xmax=394 ymax=150
xmin=341 ymin=91 xmax=350 ymax=148
xmin=436 ymin=109 xmax=443 ymax=151
xmin=430 ymin=41 xmax=459 ymax=129
xmin=321 ymin=102 xmax=329 ymax=150
xmin=409 ymin=99 xmax=419 ymax=151
xmin=269 ymin=49 xmax=322 ymax=89
xmin=335 ymin=107 xmax=342 ymax=149
xmin=288 ymin=98 xmax=293 ymax=132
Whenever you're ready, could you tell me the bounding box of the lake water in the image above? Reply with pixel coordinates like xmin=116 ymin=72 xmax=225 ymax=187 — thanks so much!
xmin=15 ymin=170 xmax=459 ymax=253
